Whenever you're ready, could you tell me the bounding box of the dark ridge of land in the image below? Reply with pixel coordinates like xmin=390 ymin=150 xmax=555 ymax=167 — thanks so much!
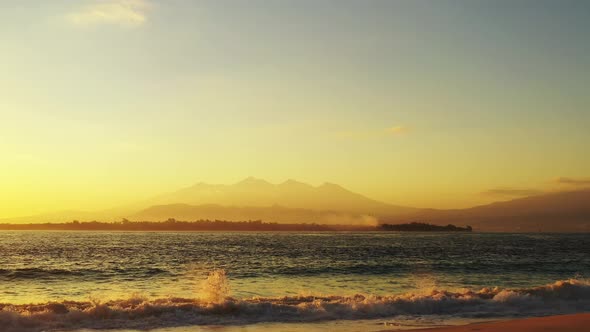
xmin=3 ymin=187 xmax=589 ymax=232
xmin=0 ymin=219 xmax=472 ymax=232
xmin=383 ymin=189 xmax=590 ymax=232
xmin=380 ymin=222 xmax=472 ymax=232
xmin=0 ymin=219 xmax=372 ymax=231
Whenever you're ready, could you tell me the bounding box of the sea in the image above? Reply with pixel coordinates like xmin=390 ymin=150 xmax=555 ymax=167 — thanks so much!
xmin=0 ymin=231 xmax=589 ymax=331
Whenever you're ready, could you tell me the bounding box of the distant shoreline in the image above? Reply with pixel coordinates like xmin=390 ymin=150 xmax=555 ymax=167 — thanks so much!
xmin=0 ymin=220 xmax=472 ymax=232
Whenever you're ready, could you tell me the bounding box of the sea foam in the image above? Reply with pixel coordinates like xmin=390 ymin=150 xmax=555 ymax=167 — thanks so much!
xmin=0 ymin=276 xmax=589 ymax=332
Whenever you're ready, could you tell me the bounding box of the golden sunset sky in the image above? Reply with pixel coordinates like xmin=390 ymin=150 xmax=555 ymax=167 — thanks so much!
xmin=1 ymin=0 xmax=589 ymax=218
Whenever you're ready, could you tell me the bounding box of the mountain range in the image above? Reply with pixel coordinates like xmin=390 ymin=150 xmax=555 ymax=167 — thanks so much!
xmin=2 ymin=177 xmax=589 ymax=232
xmin=145 ymin=177 xmax=416 ymax=215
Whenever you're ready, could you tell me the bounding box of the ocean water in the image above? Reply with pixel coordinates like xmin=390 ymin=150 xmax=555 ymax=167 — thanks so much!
xmin=0 ymin=231 xmax=589 ymax=331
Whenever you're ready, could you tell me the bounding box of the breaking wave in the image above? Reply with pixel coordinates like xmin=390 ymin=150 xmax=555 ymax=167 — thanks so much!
xmin=1 ymin=276 xmax=589 ymax=332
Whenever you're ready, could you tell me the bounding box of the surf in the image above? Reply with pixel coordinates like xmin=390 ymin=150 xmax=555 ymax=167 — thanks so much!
xmin=1 ymin=272 xmax=589 ymax=332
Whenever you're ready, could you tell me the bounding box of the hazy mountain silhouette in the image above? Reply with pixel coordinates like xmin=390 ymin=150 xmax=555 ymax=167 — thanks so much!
xmin=147 ymin=177 xmax=417 ymax=216
xmin=388 ymin=189 xmax=590 ymax=232
xmin=0 ymin=178 xmax=414 ymax=224
xmin=1 ymin=178 xmax=589 ymax=232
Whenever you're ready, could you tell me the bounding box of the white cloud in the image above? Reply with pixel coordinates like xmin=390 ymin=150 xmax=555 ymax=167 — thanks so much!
xmin=67 ymin=0 xmax=149 ymax=27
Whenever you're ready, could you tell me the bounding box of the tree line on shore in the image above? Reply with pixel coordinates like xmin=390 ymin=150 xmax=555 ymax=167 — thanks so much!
xmin=0 ymin=219 xmax=472 ymax=232
xmin=380 ymin=222 xmax=472 ymax=232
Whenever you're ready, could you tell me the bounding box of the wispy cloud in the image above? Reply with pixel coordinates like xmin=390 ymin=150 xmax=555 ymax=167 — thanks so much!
xmin=66 ymin=0 xmax=149 ymax=27
xmin=335 ymin=125 xmax=410 ymax=140
xmin=554 ymin=177 xmax=590 ymax=186
xmin=481 ymin=188 xmax=543 ymax=197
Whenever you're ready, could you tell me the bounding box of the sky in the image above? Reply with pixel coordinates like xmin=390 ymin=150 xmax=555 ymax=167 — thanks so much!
xmin=1 ymin=0 xmax=589 ymax=218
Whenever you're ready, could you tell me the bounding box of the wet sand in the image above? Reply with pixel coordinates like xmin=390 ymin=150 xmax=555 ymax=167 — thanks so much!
xmin=397 ymin=313 xmax=590 ymax=332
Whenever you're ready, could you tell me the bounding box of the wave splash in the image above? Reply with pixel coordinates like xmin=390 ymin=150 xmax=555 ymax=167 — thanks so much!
xmin=1 ymin=276 xmax=589 ymax=332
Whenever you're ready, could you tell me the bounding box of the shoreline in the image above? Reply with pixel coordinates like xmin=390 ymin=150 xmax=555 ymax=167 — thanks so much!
xmin=392 ymin=313 xmax=590 ymax=332
xmin=0 ymin=221 xmax=472 ymax=232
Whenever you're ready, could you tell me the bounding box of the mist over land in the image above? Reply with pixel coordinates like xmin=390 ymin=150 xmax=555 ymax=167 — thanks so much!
xmin=3 ymin=177 xmax=589 ymax=232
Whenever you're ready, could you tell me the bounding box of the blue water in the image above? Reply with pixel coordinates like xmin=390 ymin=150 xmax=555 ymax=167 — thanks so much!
xmin=0 ymin=231 xmax=589 ymax=331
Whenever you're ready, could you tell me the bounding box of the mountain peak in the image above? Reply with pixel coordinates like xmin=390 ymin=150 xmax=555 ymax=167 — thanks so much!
xmin=234 ymin=177 xmax=273 ymax=187
xmin=144 ymin=177 xmax=416 ymax=217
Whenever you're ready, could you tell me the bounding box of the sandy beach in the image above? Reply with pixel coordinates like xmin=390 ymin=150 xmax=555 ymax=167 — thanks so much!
xmin=398 ymin=313 xmax=590 ymax=332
